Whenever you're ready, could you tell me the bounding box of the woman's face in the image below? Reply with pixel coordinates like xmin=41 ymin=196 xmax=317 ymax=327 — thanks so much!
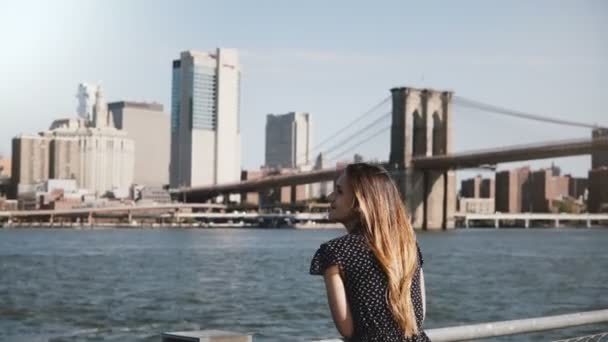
xmin=327 ymin=172 xmax=359 ymax=224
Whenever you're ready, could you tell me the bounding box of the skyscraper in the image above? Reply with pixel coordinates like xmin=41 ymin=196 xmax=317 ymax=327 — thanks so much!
xmin=265 ymin=112 xmax=311 ymax=169
xmin=170 ymin=49 xmax=241 ymax=188
xmin=76 ymin=83 xmax=99 ymax=121
xmin=108 ymin=101 xmax=170 ymax=186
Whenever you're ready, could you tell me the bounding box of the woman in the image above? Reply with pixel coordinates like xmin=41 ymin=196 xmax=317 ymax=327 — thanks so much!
xmin=310 ymin=163 xmax=429 ymax=341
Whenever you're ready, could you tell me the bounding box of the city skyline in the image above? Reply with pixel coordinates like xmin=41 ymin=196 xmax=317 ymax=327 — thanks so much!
xmin=1 ymin=1 xmax=607 ymax=179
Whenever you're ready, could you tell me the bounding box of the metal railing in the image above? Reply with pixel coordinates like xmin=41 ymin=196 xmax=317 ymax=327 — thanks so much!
xmin=159 ymin=309 xmax=608 ymax=341
xmin=554 ymin=332 xmax=608 ymax=342
xmin=313 ymin=309 xmax=608 ymax=342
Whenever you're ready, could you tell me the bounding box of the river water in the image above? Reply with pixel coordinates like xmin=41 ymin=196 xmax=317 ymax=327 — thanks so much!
xmin=0 ymin=227 xmax=606 ymax=341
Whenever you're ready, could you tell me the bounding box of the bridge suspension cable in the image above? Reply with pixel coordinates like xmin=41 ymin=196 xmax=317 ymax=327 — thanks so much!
xmin=320 ymin=112 xmax=391 ymax=160
xmin=454 ymin=96 xmax=606 ymax=129
xmin=295 ymin=95 xmax=390 ymax=166
xmin=328 ymin=124 xmax=391 ymax=163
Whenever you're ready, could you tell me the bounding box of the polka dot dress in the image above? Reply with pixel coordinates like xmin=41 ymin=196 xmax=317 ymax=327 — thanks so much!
xmin=310 ymin=232 xmax=430 ymax=342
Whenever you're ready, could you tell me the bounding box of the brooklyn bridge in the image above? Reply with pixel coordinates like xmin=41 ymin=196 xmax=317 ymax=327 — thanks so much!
xmin=172 ymin=86 xmax=608 ymax=230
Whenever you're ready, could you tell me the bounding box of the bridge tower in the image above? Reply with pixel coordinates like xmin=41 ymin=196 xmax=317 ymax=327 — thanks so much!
xmin=389 ymin=87 xmax=456 ymax=230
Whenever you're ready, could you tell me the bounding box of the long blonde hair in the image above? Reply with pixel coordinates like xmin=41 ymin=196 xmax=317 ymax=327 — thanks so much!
xmin=345 ymin=163 xmax=419 ymax=336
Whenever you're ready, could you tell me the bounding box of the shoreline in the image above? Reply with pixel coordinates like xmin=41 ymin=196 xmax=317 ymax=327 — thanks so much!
xmin=1 ymin=223 xmax=606 ymax=230
xmin=0 ymin=222 xmax=347 ymax=230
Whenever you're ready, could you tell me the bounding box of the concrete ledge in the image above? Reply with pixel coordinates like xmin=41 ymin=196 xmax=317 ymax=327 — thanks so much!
xmin=162 ymin=330 xmax=252 ymax=342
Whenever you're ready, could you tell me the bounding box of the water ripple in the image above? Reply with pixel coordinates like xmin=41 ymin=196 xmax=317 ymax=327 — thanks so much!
xmin=0 ymin=228 xmax=606 ymax=341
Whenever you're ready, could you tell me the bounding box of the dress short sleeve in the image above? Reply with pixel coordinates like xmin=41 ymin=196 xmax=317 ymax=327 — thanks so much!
xmin=416 ymin=242 xmax=424 ymax=267
xmin=310 ymin=243 xmax=341 ymax=275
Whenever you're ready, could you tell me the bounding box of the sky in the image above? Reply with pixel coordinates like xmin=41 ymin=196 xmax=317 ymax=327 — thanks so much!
xmin=0 ymin=0 xmax=606 ymax=181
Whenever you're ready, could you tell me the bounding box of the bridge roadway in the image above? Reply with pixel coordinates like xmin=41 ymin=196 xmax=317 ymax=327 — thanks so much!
xmin=412 ymin=136 xmax=608 ymax=170
xmin=172 ymin=137 xmax=608 ymax=201
xmin=172 ymin=167 xmax=347 ymax=202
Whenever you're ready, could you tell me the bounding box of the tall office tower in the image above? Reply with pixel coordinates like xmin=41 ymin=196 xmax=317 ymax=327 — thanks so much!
xmin=265 ymin=112 xmax=311 ymax=169
xmin=108 ymin=101 xmax=170 ymax=186
xmin=170 ymin=49 xmax=241 ymax=188
xmin=76 ymin=83 xmax=99 ymax=121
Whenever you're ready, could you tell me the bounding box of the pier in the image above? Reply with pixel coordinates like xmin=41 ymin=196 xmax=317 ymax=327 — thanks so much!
xmin=455 ymin=212 xmax=608 ymax=228
xmin=0 ymin=204 xmax=335 ymax=229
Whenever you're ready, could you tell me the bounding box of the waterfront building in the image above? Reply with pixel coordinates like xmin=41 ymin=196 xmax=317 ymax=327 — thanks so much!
xmin=460 ymin=175 xmax=494 ymax=199
xmin=0 ymin=156 xmax=11 ymax=178
xmin=480 ymin=178 xmax=495 ymax=199
xmin=11 ymin=134 xmax=50 ymax=195
xmin=0 ymin=198 xmax=17 ymax=210
xmin=459 ymin=198 xmax=495 ymax=214
xmin=495 ymin=166 xmax=530 ymax=213
xmin=566 ymin=175 xmax=587 ymax=201
xmin=108 ymin=101 xmax=170 ymax=186
xmin=265 ymin=112 xmax=311 ymax=169
xmin=460 ymin=175 xmax=481 ymax=198
xmin=588 ymin=167 xmax=608 ymax=213
xmin=131 ymin=184 xmax=171 ymax=204
xmin=527 ymin=168 xmax=570 ymax=213
xmin=0 ymin=155 xmax=13 ymax=199
xmin=12 ymin=87 xmax=134 ymax=197
xmin=170 ymin=48 xmax=241 ymax=189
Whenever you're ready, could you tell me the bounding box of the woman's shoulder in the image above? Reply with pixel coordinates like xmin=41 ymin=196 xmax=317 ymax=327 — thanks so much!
xmin=311 ymin=234 xmax=361 ymax=275
xmin=321 ymin=233 xmax=365 ymax=249
xmin=318 ymin=233 xmax=368 ymax=263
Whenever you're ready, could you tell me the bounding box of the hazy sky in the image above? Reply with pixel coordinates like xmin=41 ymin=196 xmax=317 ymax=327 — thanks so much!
xmin=1 ymin=0 xmax=606 ymax=179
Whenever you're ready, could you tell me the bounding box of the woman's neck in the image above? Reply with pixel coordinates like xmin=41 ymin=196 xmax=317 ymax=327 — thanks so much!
xmin=344 ymin=219 xmax=362 ymax=234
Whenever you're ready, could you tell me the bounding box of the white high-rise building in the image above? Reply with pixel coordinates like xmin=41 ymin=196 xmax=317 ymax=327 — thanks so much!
xmin=76 ymin=83 xmax=100 ymax=121
xmin=12 ymin=86 xmax=134 ymax=197
xmin=170 ymin=49 xmax=241 ymax=188
xmin=265 ymin=112 xmax=311 ymax=169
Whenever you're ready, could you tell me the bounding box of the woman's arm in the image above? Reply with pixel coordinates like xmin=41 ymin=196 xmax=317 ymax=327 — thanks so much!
xmin=420 ymin=268 xmax=426 ymax=321
xmin=323 ymin=265 xmax=354 ymax=338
